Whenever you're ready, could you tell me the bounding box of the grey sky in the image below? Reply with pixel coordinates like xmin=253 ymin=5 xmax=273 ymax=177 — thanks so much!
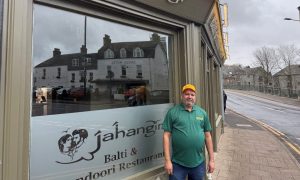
xmin=33 ymin=5 xmax=167 ymax=66
xmin=221 ymin=0 xmax=300 ymax=66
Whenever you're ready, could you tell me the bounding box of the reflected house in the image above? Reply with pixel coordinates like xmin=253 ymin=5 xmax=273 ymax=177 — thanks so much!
xmin=33 ymin=33 xmax=168 ymax=102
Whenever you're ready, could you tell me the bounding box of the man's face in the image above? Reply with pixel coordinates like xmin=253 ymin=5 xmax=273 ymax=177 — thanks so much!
xmin=182 ymin=89 xmax=196 ymax=107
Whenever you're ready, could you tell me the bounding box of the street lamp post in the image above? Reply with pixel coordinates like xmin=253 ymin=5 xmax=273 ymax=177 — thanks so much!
xmin=284 ymin=6 xmax=300 ymax=22
xmin=298 ymin=6 xmax=300 ymax=20
xmin=83 ymin=59 xmax=87 ymax=97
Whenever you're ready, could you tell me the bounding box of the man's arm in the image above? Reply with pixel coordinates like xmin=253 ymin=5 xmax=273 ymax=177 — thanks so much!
xmin=163 ymin=131 xmax=173 ymax=175
xmin=205 ymin=131 xmax=215 ymax=173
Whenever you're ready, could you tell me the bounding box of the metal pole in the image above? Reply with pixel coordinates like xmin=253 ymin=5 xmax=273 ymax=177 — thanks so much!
xmin=298 ymin=6 xmax=300 ymax=22
xmin=84 ymin=16 xmax=87 ymax=46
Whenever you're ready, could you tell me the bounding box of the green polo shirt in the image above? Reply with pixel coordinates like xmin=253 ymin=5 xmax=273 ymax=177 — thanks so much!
xmin=162 ymin=104 xmax=212 ymax=168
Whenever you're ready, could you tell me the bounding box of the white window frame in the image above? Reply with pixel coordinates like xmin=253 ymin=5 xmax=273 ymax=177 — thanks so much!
xmin=72 ymin=58 xmax=79 ymax=66
xmin=120 ymin=48 xmax=127 ymax=58
xmin=133 ymin=47 xmax=144 ymax=57
xmin=136 ymin=64 xmax=142 ymax=77
xmin=104 ymin=49 xmax=114 ymax=59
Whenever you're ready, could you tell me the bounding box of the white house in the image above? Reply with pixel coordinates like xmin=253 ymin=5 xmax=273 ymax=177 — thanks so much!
xmin=33 ymin=34 xmax=169 ymax=99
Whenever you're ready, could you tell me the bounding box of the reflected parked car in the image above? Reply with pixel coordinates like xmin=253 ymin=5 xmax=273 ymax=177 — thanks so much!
xmin=149 ymin=90 xmax=169 ymax=104
xmin=69 ymin=87 xmax=92 ymax=98
xmin=57 ymin=88 xmax=70 ymax=99
xmin=69 ymin=88 xmax=85 ymax=98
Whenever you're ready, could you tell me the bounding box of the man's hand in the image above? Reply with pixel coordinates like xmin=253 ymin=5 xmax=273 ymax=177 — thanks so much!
xmin=207 ymin=160 xmax=215 ymax=173
xmin=163 ymin=132 xmax=172 ymax=175
xmin=164 ymin=160 xmax=173 ymax=175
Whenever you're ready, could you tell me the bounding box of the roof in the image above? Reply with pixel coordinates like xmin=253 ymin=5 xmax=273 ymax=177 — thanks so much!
xmin=97 ymin=41 xmax=160 ymax=59
xmin=35 ymin=53 xmax=99 ymax=71
xmin=274 ymin=65 xmax=300 ymax=76
xmin=35 ymin=40 xmax=163 ymax=69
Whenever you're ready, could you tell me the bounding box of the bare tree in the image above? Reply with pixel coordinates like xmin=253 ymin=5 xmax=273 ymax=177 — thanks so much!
xmin=253 ymin=46 xmax=278 ymax=85
xmin=277 ymin=44 xmax=300 ymax=96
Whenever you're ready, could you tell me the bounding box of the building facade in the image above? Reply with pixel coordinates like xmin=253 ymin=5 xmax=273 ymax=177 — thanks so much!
xmin=0 ymin=0 xmax=227 ymax=179
xmin=273 ymin=64 xmax=300 ymax=97
xmin=223 ymin=65 xmax=267 ymax=90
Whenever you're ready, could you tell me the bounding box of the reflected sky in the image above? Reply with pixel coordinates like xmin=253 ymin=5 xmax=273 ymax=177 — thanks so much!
xmin=33 ymin=4 xmax=168 ymax=66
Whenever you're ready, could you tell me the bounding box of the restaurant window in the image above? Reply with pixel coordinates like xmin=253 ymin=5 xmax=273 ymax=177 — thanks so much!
xmin=31 ymin=5 xmax=172 ymax=115
xmin=30 ymin=3 xmax=174 ymax=180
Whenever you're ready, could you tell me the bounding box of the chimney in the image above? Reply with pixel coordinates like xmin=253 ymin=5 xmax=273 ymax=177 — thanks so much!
xmin=53 ymin=48 xmax=61 ymax=57
xmin=103 ymin=34 xmax=111 ymax=47
xmin=81 ymin=45 xmax=87 ymax=54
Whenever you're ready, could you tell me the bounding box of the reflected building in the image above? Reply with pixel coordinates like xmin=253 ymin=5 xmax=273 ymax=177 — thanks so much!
xmin=33 ymin=33 xmax=168 ymax=103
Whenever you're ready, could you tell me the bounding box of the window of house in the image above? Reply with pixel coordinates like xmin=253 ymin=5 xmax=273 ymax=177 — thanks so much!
xmin=107 ymin=65 xmax=111 ymax=74
xmin=89 ymin=72 xmax=93 ymax=81
xmin=42 ymin=69 xmax=46 ymax=79
xmin=136 ymin=65 xmax=142 ymax=78
xmin=71 ymin=73 xmax=75 ymax=82
xmin=72 ymin=58 xmax=79 ymax=66
xmin=79 ymin=70 xmax=86 ymax=82
xmin=133 ymin=47 xmax=144 ymax=57
xmin=121 ymin=65 xmax=126 ymax=77
xmin=104 ymin=49 xmax=114 ymax=58
xmin=86 ymin=57 xmax=92 ymax=65
xmin=57 ymin=67 xmax=61 ymax=78
xmin=106 ymin=65 xmax=114 ymax=79
xmin=120 ymin=48 xmax=127 ymax=58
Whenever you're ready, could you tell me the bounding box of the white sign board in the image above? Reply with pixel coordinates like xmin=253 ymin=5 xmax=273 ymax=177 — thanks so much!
xmin=30 ymin=104 xmax=173 ymax=180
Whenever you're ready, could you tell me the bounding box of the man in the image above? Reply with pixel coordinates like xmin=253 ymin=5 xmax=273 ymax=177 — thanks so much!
xmin=162 ymin=84 xmax=215 ymax=180
xmin=223 ymin=90 xmax=227 ymax=112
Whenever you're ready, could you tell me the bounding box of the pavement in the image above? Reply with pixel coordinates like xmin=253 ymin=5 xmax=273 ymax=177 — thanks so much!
xmin=212 ymin=90 xmax=300 ymax=180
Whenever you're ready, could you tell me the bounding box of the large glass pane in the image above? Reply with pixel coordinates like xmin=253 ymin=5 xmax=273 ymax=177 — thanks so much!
xmin=32 ymin=5 xmax=171 ymax=116
xmin=30 ymin=4 xmax=173 ymax=180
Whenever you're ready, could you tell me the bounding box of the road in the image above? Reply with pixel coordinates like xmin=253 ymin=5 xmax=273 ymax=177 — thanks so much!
xmin=226 ymin=91 xmax=300 ymax=147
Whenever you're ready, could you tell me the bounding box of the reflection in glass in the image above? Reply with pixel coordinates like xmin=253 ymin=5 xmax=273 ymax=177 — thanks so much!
xmin=32 ymin=5 xmax=171 ymax=116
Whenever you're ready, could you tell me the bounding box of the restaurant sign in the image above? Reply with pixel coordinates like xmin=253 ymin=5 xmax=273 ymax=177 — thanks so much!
xmin=30 ymin=104 xmax=172 ymax=180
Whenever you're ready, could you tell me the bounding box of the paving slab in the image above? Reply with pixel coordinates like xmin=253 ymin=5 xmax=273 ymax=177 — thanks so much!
xmin=212 ymin=110 xmax=300 ymax=180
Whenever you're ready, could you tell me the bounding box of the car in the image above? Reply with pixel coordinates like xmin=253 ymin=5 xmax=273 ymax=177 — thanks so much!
xmin=69 ymin=87 xmax=92 ymax=98
xmin=57 ymin=88 xmax=70 ymax=99
xmin=69 ymin=88 xmax=85 ymax=98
